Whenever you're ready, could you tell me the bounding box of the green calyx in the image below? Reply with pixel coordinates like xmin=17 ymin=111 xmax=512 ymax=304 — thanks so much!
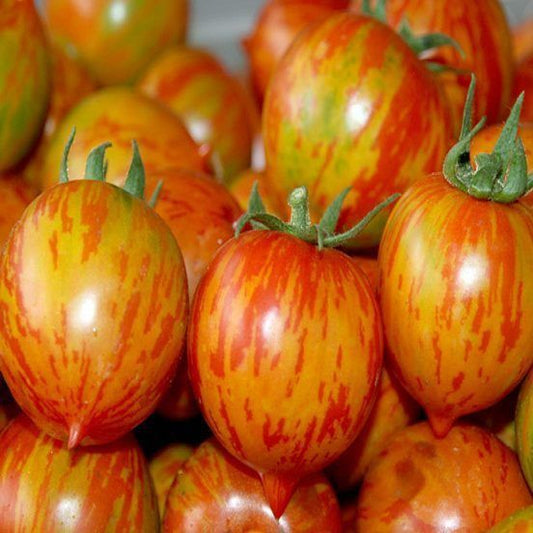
xmin=59 ymin=128 xmax=161 ymax=208
xmin=234 ymin=182 xmax=399 ymax=250
xmin=360 ymin=0 xmax=464 ymax=71
xmin=443 ymin=76 xmax=533 ymax=203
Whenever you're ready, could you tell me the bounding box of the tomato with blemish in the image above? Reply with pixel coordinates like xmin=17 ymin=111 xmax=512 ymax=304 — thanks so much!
xmin=350 ymin=0 xmax=514 ymax=131
xmin=39 ymin=87 xmax=207 ymax=191
xmin=0 ymin=414 xmax=159 ymax=531
xmin=0 ymin=174 xmax=189 ymax=447
xmin=137 ymin=46 xmax=255 ymax=183
xmin=0 ymin=0 xmax=51 ymax=172
xmin=263 ymin=12 xmax=453 ymax=248
xmin=353 ymin=422 xmax=532 ymax=531
xmin=378 ymin=175 xmax=533 ymax=437
xmin=188 ymin=229 xmax=383 ymax=516
xmin=42 ymin=0 xmax=189 ymax=86
xmin=163 ymin=438 xmax=343 ymax=532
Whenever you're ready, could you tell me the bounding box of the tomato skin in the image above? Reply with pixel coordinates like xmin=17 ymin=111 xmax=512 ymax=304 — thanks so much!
xmin=351 ymin=0 xmax=514 ymax=130
xmin=43 ymin=0 xmax=188 ymax=86
xmin=0 ymin=180 xmax=188 ymax=446
xmin=137 ymin=47 xmax=254 ymax=183
xmin=40 ymin=87 xmax=207 ymax=191
xmin=243 ymin=0 xmax=349 ymax=103
xmin=148 ymin=443 xmax=194 ymax=518
xmin=163 ymin=438 xmax=343 ymax=532
xmin=353 ymin=422 xmax=532 ymax=532
xmin=0 ymin=0 xmax=51 ymax=172
xmin=188 ymin=230 xmax=383 ymax=493
xmin=513 ymin=18 xmax=533 ymax=63
xmin=263 ymin=12 xmax=453 ymax=248
xmin=378 ymin=176 xmax=533 ymax=436
xmin=0 ymin=414 xmax=159 ymax=532
xmin=513 ymin=55 xmax=533 ymax=123
xmin=516 ymin=368 xmax=533 ymax=491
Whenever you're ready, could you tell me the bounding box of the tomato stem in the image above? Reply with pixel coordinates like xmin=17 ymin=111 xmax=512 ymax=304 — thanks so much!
xmin=443 ymin=76 xmax=533 ymax=203
xmin=235 ymin=182 xmax=399 ymax=250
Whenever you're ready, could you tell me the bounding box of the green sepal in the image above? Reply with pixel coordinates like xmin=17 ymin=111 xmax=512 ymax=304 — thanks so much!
xmin=59 ymin=128 xmax=76 ymax=184
xmin=85 ymin=142 xmax=111 ymax=181
xmin=235 ymin=182 xmax=400 ymax=251
xmin=148 ymin=179 xmax=163 ymax=209
xmin=123 ymin=140 xmax=145 ymax=200
xmin=443 ymin=77 xmax=532 ymax=203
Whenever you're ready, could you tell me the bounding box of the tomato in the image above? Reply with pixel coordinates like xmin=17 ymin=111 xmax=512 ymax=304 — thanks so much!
xmin=148 ymin=442 xmax=194 ymax=518
xmin=516 ymin=368 xmax=533 ymax=491
xmin=243 ymin=0 xmax=349 ymax=103
xmin=0 ymin=0 xmax=51 ymax=172
xmin=137 ymin=47 xmax=255 ymax=183
xmin=39 ymin=87 xmax=207 ymax=191
xmin=23 ymin=44 xmax=96 ymax=188
xmin=163 ymin=438 xmax=343 ymax=532
xmin=378 ymin=83 xmax=533 ymax=436
xmin=327 ymin=365 xmax=420 ymax=491
xmin=488 ymin=505 xmax=533 ymax=533
xmin=351 ymin=0 xmax=514 ymax=130
xmin=0 ymin=145 xmax=189 ymax=447
xmin=0 ymin=414 xmax=159 ymax=531
xmin=0 ymin=173 xmax=38 ymax=246
xmin=263 ymin=11 xmax=453 ymax=248
xmin=144 ymin=168 xmax=242 ymax=420
xmin=353 ymin=422 xmax=532 ymax=531
xmin=513 ymin=55 xmax=533 ymax=123
xmin=188 ymin=193 xmax=384 ymax=516
xmin=42 ymin=0 xmax=189 ymax=86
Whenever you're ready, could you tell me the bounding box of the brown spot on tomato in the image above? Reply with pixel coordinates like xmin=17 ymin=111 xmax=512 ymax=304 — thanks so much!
xmin=394 ymin=459 xmax=425 ymax=500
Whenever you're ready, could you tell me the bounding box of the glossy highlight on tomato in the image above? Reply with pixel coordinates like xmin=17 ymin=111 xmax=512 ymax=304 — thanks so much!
xmin=0 ymin=414 xmax=159 ymax=532
xmin=0 ymin=171 xmax=189 ymax=447
xmin=378 ymin=175 xmax=533 ymax=436
xmin=188 ymin=228 xmax=383 ymax=515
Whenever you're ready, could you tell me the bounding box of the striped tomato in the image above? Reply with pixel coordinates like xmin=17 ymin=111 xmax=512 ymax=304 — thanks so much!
xmin=353 ymin=422 xmax=532 ymax=531
xmin=137 ymin=47 xmax=255 ymax=183
xmin=262 ymin=11 xmax=453 ymax=248
xmin=350 ymin=0 xmax=514 ymax=130
xmin=378 ymin=85 xmax=533 ymax=436
xmin=163 ymin=438 xmax=343 ymax=532
xmin=42 ymin=0 xmax=189 ymax=86
xmin=0 ymin=414 xmax=159 ymax=532
xmin=188 ymin=186 xmax=385 ymax=516
xmin=0 ymin=0 xmax=50 ymax=172
xmin=39 ymin=87 xmax=207 ymax=191
xmin=0 ymin=141 xmax=189 ymax=447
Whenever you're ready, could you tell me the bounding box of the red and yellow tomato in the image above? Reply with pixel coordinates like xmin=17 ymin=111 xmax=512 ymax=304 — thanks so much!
xmin=378 ymin=175 xmax=533 ymax=436
xmin=0 ymin=414 xmax=159 ymax=531
xmin=0 ymin=173 xmax=188 ymax=447
xmin=263 ymin=12 xmax=453 ymax=248
xmin=516 ymin=367 xmax=533 ymax=491
xmin=42 ymin=0 xmax=189 ymax=86
xmin=0 ymin=0 xmax=51 ymax=172
xmin=353 ymin=422 xmax=533 ymax=531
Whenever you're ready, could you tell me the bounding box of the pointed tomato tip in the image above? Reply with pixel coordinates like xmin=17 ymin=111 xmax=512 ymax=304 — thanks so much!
xmin=260 ymin=471 xmax=300 ymax=519
xmin=428 ymin=412 xmax=455 ymax=438
xmin=67 ymin=422 xmax=85 ymax=449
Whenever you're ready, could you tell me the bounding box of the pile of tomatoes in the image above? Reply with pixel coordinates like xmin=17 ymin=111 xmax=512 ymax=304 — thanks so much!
xmin=1 ymin=0 xmax=533 ymax=531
